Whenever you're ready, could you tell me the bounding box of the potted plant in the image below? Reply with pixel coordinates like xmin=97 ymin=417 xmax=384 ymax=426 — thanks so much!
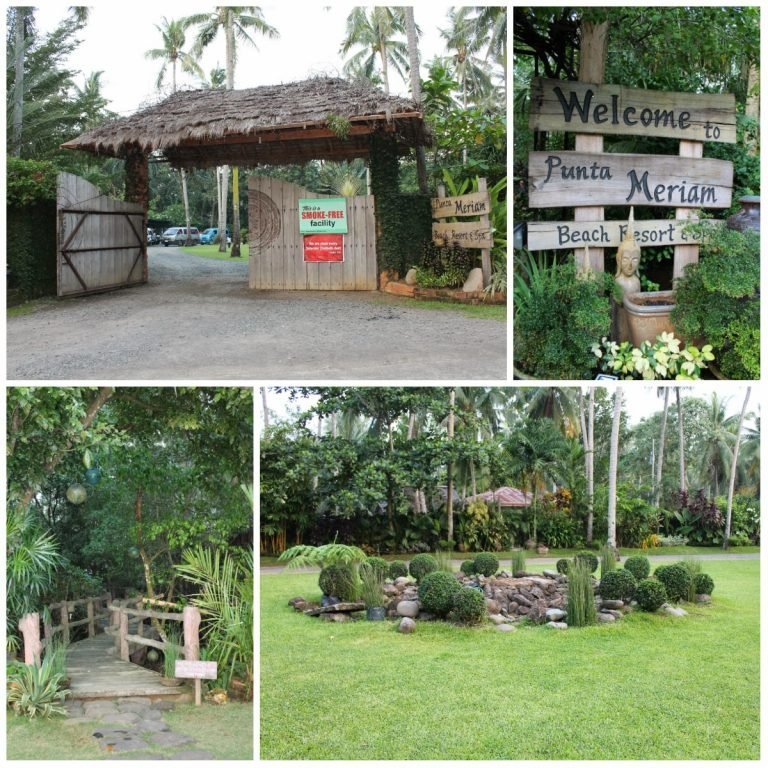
xmin=359 ymin=566 xmax=386 ymax=621
xmin=161 ymin=630 xmax=184 ymax=686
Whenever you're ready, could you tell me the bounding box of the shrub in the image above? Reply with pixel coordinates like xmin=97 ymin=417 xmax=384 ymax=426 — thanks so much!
xmin=654 ymin=564 xmax=692 ymax=603
xmin=360 ymin=556 xmax=389 ymax=581
xmin=318 ymin=564 xmax=357 ymax=601
xmin=623 ymin=555 xmax=651 ymax=581
xmin=694 ymin=573 xmax=715 ymax=596
xmin=575 ymin=551 xmax=599 ymax=574
xmin=566 ymin=559 xmax=596 ymax=627
xmin=409 ymin=553 xmax=438 ymax=582
xmin=7 ymin=655 xmax=69 ymax=718
xmin=510 ymin=549 xmax=526 ymax=575
xmin=388 ymin=560 xmax=409 ymax=580
xmin=635 ymin=578 xmax=667 ymax=612
xmin=452 ymin=587 xmax=487 ymax=625
xmin=473 ymin=552 xmax=499 ymax=577
xmin=556 ymin=558 xmax=570 ymax=575
xmin=460 ymin=560 xmax=476 ymax=576
xmin=418 ymin=571 xmax=461 ymax=617
xmin=598 ymin=569 xmax=637 ymax=601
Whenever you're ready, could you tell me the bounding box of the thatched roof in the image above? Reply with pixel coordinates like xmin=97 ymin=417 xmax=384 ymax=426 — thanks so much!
xmin=62 ymin=77 xmax=431 ymax=168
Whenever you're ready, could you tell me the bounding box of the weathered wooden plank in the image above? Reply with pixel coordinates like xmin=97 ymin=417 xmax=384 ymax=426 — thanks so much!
xmin=527 ymin=218 xmax=715 ymax=250
xmin=432 ymin=221 xmax=493 ymax=246
xmin=528 ymin=151 xmax=733 ymax=208
xmin=529 ymin=78 xmax=737 ymax=143
xmin=431 ymin=191 xmax=490 ymax=219
xmin=674 ymin=140 xmax=704 ymax=279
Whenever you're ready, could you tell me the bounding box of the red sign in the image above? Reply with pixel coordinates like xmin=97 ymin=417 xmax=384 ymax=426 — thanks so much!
xmin=303 ymin=234 xmax=344 ymax=262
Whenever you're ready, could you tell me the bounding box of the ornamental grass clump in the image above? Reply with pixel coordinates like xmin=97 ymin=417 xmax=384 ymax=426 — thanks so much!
xmin=418 ymin=571 xmax=461 ymax=617
xmin=473 ymin=552 xmax=499 ymax=577
xmin=635 ymin=578 xmax=667 ymax=612
xmin=566 ymin=559 xmax=596 ymax=627
xmin=510 ymin=549 xmax=526 ymax=576
xmin=409 ymin=553 xmax=438 ymax=583
xmin=434 ymin=549 xmax=454 ymax=573
xmin=388 ymin=560 xmax=408 ymax=580
xmin=599 ymin=545 xmax=616 ymax=578
xmin=623 ymin=555 xmax=651 ymax=581
xmin=654 ymin=563 xmax=692 ymax=603
xmin=359 ymin=565 xmax=385 ymax=609
xmin=598 ymin=568 xmax=637 ymax=602
xmin=452 ymin=587 xmax=487 ymax=625
xmin=679 ymin=558 xmax=703 ymax=602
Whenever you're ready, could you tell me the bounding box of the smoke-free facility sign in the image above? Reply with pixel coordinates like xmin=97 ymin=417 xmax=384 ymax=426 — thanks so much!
xmin=299 ymin=198 xmax=348 ymax=233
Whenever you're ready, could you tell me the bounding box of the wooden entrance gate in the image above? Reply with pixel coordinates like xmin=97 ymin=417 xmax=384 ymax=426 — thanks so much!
xmin=248 ymin=176 xmax=376 ymax=290
xmin=57 ymin=172 xmax=147 ymax=297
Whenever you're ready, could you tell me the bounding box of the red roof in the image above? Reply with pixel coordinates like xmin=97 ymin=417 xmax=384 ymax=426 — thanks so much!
xmin=465 ymin=487 xmax=532 ymax=507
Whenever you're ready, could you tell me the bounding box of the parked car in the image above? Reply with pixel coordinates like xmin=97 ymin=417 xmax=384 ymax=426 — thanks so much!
xmin=161 ymin=226 xmax=201 ymax=246
xmin=199 ymin=227 xmax=231 ymax=245
xmin=147 ymin=228 xmax=159 ymax=245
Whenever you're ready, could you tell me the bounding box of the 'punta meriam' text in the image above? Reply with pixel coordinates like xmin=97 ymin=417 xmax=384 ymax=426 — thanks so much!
xmin=541 ymin=155 xmax=718 ymax=205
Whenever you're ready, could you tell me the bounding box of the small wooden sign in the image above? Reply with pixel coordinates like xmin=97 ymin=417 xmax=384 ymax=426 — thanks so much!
xmin=175 ymin=660 xmax=218 ymax=680
xmin=528 ymin=151 xmax=733 ymax=209
xmin=431 ymin=191 xmax=490 ymax=218
xmin=432 ymin=221 xmax=493 ymax=247
xmin=303 ymin=234 xmax=344 ymax=262
xmin=529 ymin=78 xmax=736 ymax=143
xmin=526 ymin=218 xmax=719 ymax=251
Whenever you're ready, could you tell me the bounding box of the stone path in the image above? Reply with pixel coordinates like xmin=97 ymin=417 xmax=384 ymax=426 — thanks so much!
xmin=63 ymin=697 xmax=214 ymax=760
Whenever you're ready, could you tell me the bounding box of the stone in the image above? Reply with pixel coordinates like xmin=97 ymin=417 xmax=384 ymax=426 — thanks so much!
xmin=662 ymin=604 xmax=688 ymax=617
xmin=102 ymin=737 xmax=152 ymax=753
xmin=151 ymin=700 xmax=177 ymax=711
xmin=404 ymin=268 xmax=418 ymax=286
xmin=542 ymin=570 xmax=560 ymax=579
xmin=601 ymin=609 xmax=623 ymax=619
xmin=496 ymin=624 xmax=517 ymax=632
xmin=137 ymin=708 xmax=163 ymax=721
xmin=485 ymin=599 xmax=501 ymax=615
xmin=101 ymin=712 xmax=142 ymax=725
xmin=545 ymin=621 xmax=568 ymax=630
xmin=84 ymin=702 xmax=119 ymax=716
xmin=601 ymin=599 xmax=624 ymax=610
xmin=596 ymin=613 xmax=616 ymax=623
xmin=137 ymin=719 xmax=170 ymax=733
xmin=488 ymin=614 xmax=506 ymax=625
xmin=394 ymin=577 xmax=410 ymax=587
xmin=398 ymin=617 xmax=416 ymax=634
xmin=288 ymin=596 xmax=306 ymax=606
xmin=320 ymin=612 xmax=351 ymax=622
xmin=696 ymin=594 xmax=712 ymax=604
xmin=383 ymin=584 xmax=399 ymax=596
xmin=149 ymin=731 xmax=195 ymax=748
xmin=397 ymin=600 xmax=420 ymax=618
xmin=462 ymin=267 xmax=484 ymax=292
xmin=116 ymin=701 xmax=153 ymax=714
xmin=304 ymin=601 xmax=365 ymax=615
xmin=545 ymin=608 xmax=566 ymax=622
xmin=116 ymin=697 xmax=152 ymax=706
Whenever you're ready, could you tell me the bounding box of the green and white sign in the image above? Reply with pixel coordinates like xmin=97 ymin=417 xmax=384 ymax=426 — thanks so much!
xmin=299 ymin=198 xmax=348 ymax=234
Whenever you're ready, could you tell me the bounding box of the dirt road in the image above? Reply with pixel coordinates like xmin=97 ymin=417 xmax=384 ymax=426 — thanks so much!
xmin=7 ymin=248 xmax=507 ymax=380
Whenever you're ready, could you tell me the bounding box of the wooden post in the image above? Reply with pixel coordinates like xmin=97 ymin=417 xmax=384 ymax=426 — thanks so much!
xmin=61 ymin=601 xmax=70 ymax=645
xmin=19 ymin=613 xmax=42 ymax=666
xmin=574 ymin=20 xmax=609 ymax=273
xmin=478 ymin=177 xmax=492 ymax=287
xmin=43 ymin=614 xmax=52 ymax=647
xmin=119 ymin=608 xmax=129 ymax=661
xmin=124 ymin=144 xmax=149 ymax=282
xmin=183 ymin=605 xmax=201 ymax=661
xmin=673 ymin=140 xmax=703 ymax=282
xmin=87 ymin=598 xmax=95 ymax=637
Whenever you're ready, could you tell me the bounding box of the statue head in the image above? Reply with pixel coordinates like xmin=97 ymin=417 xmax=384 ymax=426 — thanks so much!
xmin=614 ymin=208 xmax=641 ymax=294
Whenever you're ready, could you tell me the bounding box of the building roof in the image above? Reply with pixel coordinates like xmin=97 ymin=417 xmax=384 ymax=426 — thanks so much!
xmin=465 ymin=487 xmax=533 ymax=507
xmin=62 ymin=77 xmax=431 ymax=169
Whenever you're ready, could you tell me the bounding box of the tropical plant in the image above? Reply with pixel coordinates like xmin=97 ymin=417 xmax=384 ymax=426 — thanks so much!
xmin=174 ymin=546 xmax=253 ymax=696
xmin=7 ymin=654 xmax=70 ymax=718
xmin=566 ymin=559 xmax=596 ymax=628
xmin=278 ymin=543 xmax=368 ymax=569
xmin=162 ymin=627 xmax=182 ymax=679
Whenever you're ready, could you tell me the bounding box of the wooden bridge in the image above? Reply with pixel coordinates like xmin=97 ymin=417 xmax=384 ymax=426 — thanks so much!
xmin=19 ymin=594 xmax=200 ymax=701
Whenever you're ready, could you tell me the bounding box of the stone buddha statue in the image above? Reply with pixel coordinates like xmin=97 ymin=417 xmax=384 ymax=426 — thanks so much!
xmin=614 ymin=208 xmax=641 ymax=296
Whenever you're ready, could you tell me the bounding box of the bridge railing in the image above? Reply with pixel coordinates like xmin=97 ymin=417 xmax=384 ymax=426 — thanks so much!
xmin=18 ymin=592 xmax=112 ymax=665
xmin=107 ymin=597 xmax=201 ymax=664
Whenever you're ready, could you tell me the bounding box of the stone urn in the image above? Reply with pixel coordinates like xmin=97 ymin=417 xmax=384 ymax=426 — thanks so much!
xmin=621 ymin=290 xmax=676 ymax=346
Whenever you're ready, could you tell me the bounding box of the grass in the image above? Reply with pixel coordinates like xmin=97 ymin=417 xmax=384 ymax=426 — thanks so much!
xmin=6 ymin=701 xmax=253 ymax=760
xmin=261 ymin=559 xmax=759 ymax=760
xmin=178 ymin=244 xmax=249 ymax=262
xmin=7 ymin=300 xmax=51 ymax=318
xmin=386 ymin=296 xmax=506 ymax=320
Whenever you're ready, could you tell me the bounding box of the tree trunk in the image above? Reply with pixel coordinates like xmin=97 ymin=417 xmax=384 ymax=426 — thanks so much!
xmin=261 ymin=387 xmax=269 ymax=430
xmin=677 ymin=388 xmax=687 ymax=492
xmin=218 ymin=166 xmax=229 ymax=252
xmin=607 ymin=387 xmax=623 ymax=550
xmin=654 ymin=388 xmax=670 ymax=508
xmin=12 ymin=10 xmax=26 ymax=157
xmin=231 ymin=166 xmax=241 ymax=257
xmin=580 ymin=388 xmax=595 ymax=543
xmin=404 ymin=7 xmax=428 ymax=193
xmin=724 ymin=387 xmax=750 ymax=548
xmin=446 ymin=389 xmax=455 ymax=548
xmin=181 ymin=169 xmax=192 ymax=246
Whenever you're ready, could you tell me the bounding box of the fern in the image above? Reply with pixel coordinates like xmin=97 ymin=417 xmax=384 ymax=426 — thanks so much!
xmin=278 ymin=543 xmax=368 ymax=569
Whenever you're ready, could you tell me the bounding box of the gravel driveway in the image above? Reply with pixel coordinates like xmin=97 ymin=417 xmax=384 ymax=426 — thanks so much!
xmin=7 ymin=248 xmax=507 ymax=380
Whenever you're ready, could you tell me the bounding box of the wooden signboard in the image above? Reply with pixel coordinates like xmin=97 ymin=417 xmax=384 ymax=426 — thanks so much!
xmin=431 ymin=191 xmax=490 ymax=218
xmin=432 ymin=221 xmax=493 ymax=247
xmin=529 ymin=78 xmax=736 ymax=143
xmin=527 ymin=218 xmax=719 ymax=251
xmin=176 ymin=659 xmax=217 ymax=706
xmin=528 ymin=151 xmax=732 ymax=209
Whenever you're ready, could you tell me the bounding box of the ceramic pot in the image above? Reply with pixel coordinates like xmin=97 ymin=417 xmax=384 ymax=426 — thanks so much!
xmin=621 ymin=290 xmax=676 ymax=346
xmin=366 ymin=607 xmax=386 ymax=621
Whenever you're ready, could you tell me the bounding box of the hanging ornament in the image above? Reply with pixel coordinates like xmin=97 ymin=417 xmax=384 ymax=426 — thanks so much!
xmin=66 ymin=483 xmax=87 ymax=505
xmin=84 ymin=467 xmax=102 ymax=486
xmin=83 ymin=449 xmax=93 ymax=469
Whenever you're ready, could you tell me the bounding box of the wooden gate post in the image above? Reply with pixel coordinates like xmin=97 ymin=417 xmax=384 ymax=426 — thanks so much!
xmin=87 ymin=598 xmax=95 ymax=637
xmin=124 ymin=145 xmax=149 ymax=282
xmin=119 ymin=608 xmax=130 ymax=661
xmin=61 ymin=601 xmax=70 ymax=645
xmin=183 ymin=605 xmax=201 ymax=661
xmin=19 ymin=613 xmax=42 ymax=666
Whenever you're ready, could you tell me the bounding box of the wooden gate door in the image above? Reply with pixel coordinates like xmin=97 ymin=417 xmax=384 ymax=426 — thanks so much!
xmin=248 ymin=177 xmax=376 ymax=290
xmin=57 ymin=173 xmax=147 ymax=297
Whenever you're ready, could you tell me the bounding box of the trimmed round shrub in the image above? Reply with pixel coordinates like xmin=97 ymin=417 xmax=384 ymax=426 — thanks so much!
xmin=654 ymin=563 xmax=692 ymax=603
xmin=409 ymin=553 xmax=438 ymax=583
xmin=473 ymin=552 xmax=499 ymax=577
xmin=388 ymin=560 xmax=409 ymax=580
xmin=575 ymin=551 xmax=599 ymax=574
xmin=318 ymin=564 xmax=357 ymax=601
xmin=452 ymin=587 xmax=487 ymax=625
xmin=694 ymin=573 xmax=715 ymax=596
xmin=598 ymin=568 xmax=637 ymax=601
xmin=556 ymin=558 xmax=570 ymax=575
xmin=623 ymin=555 xmax=651 ymax=581
xmin=360 ymin=556 xmax=389 ymax=581
xmin=460 ymin=560 xmax=476 ymax=576
xmin=635 ymin=578 xmax=667 ymax=612
xmin=418 ymin=571 xmax=461 ymax=617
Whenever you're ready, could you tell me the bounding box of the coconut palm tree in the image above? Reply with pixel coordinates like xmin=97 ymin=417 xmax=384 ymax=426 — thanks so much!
xmin=695 ymin=393 xmax=738 ymax=497
xmin=653 ymin=387 xmax=671 ymax=508
xmin=184 ymin=7 xmax=279 ymax=255
xmin=145 ymin=18 xmax=203 ymax=246
xmin=724 ymin=388 xmax=751 ymax=548
xmin=607 ymin=387 xmax=623 ymax=551
xmin=340 ymin=7 xmax=409 ymax=95
xmin=404 ymin=6 xmax=428 ymax=192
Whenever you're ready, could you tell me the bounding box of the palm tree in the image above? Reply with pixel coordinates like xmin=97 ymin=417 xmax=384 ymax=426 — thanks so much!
xmin=185 ymin=7 xmax=279 ymax=255
xmin=340 ymin=7 xmax=409 ymax=95
xmin=676 ymin=388 xmax=687 ymax=492
xmin=466 ymin=6 xmax=507 ymax=98
xmin=579 ymin=387 xmax=596 ymax=543
xmin=145 ymin=19 xmax=203 ymax=246
xmin=724 ymin=388 xmax=751 ymax=548
xmin=404 ymin=6 xmax=428 ymax=193
xmin=653 ymin=387 xmax=670 ymax=508
xmin=607 ymin=387 xmax=623 ymax=552
xmin=695 ymin=393 xmax=738 ymax=497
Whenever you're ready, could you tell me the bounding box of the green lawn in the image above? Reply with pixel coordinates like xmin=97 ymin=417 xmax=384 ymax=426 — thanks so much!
xmin=179 ymin=244 xmax=249 ymax=262
xmin=6 ymin=702 xmax=253 ymax=760
xmin=260 ymin=560 xmax=759 ymax=760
